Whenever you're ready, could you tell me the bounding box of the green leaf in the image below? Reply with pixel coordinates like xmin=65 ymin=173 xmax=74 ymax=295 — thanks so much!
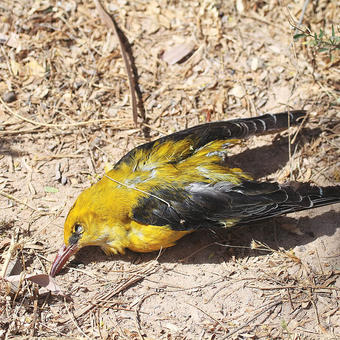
xmin=293 ymin=33 xmax=305 ymax=40
xmin=281 ymin=320 xmax=288 ymax=330
xmin=332 ymin=24 xmax=335 ymax=38
xmin=44 ymin=186 xmax=59 ymax=193
xmin=319 ymin=29 xmax=324 ymax=39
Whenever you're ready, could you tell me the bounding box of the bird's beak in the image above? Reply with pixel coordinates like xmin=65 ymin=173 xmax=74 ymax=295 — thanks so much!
xmin=50 ymin=243 xmax=79 ymax=277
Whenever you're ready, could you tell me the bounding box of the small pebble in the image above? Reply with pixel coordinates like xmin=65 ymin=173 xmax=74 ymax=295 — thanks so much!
xmin=55 ymin=162 xmax=61 ymax=181
xmin=61 ymin=175 xmax=68 ymax=185
xmin=73 ymin=81 xmax=84 ymax=90
xmin=2 ymin=91 xmax=16 ymax=103
xmin=55 ymin=170 xmax=61 ymax=181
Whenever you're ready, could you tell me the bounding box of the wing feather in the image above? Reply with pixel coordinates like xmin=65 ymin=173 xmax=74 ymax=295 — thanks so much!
xmin=132 ymin=180 xmax=340 ymax=230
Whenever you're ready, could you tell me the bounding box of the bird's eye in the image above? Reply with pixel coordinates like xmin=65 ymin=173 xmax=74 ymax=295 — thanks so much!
xmin=74 ymin=224 xmax=84 ymax=234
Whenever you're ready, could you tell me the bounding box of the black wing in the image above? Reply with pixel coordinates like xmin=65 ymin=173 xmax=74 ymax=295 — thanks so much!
xmin=132 ymin=181 xmax=340 ymax=230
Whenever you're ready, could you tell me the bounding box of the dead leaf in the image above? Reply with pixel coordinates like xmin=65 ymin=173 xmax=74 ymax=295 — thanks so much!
xmin=0 ymin=237 xmax=11 ymax=249
xmin=5 ymin=273 xmax=64 ymax=295
xmin=304 ymin=167 xmax=312 ymax=181
xmin=250 ymin=57 xmax=261 ymax=71
xmin=27 ymin=59 xmax=45 ymax=78
xmin=229 ymin=84 xmax=245 ymax=98
xmin=27 ymin=274 xmax=63 ymax=295
xmin=33 ymin=87 xmax=49 ymax=99
xmin=236 ymin=0 xmax=245 ymax=13
xmin=6 ymin=32 xmax=21 ymax=49
xmin=0 ymin=33 xmax=9 ymax=42
xmin=5 ymin=274 xmax=25 ymax=293
xmin=162 ymin=41 xmax=195 ymax=65
xmin=10 ymin=59 xmax=21 ymax=76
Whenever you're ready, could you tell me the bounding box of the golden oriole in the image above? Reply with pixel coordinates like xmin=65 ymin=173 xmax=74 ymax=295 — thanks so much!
xmin=50 ymin=110 xmax=340 ymax=276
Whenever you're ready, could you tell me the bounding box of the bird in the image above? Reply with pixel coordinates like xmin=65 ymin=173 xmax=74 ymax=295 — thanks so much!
xmin=50 ymin=110 xmax=340 ymax=276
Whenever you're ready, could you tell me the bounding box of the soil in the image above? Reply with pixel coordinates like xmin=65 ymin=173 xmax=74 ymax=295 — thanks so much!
xmin=0 ymin=0 xmax=339 ymax=339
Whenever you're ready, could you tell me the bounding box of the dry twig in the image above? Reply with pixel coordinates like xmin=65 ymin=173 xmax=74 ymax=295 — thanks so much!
xmin=94 ymin=0 xmax=139 ymax=125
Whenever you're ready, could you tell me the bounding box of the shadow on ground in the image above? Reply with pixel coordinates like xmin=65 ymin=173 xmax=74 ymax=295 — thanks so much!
xmin=227 ymin=127 xmax=321 ymax=179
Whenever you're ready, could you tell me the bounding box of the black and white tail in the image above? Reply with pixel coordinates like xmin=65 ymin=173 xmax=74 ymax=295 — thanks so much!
xmin=237 ymin=182 xmax=340 ymax=225
xmin=156 ymin=110 xmax=307 ymax=146
xmin=116 ymin=110 xmax=307 ymax=168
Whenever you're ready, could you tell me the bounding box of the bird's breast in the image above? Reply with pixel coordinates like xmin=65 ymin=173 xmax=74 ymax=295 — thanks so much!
xmin=127 ymin=221 xmax=193 ymax=253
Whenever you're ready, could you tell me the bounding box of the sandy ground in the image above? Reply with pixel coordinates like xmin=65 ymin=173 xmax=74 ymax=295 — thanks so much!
xmin=0 ymin=0 xmax=339 ymax=339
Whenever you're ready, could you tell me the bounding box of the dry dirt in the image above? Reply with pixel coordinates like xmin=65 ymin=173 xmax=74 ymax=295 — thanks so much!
xmin=0 ymin=0 xmax=339 ymax=339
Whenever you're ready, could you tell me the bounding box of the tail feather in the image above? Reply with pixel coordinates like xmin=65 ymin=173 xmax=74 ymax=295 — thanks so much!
xmin=297 ymin=184 xmax=340 ymax=210
xmin=240 ymin=183 xmax=340 ymax=224
xmin=115 ymin=110 xmax=306 ymax=169
xmin=155 ymin=110 xmax=307 ymax=147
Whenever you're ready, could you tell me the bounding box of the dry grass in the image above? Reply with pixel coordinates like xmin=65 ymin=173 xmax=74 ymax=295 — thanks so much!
xmin=0 ymin=0 xmax=339 ymax=339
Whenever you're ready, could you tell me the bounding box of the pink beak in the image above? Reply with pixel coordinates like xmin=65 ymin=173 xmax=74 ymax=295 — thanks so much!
xmin=50 ymin=243 xmax=79 ymax=277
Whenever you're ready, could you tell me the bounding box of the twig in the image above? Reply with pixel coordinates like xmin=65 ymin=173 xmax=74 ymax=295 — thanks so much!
xmin=61 ymin=264 xmax=157 ymax=324
xmin=223 ymin=300 xmax=282 ymax=339
xmin=40 ymin=322 xmax=68 ymax=336
xmin=30 ymin=285 xmax=39 ymax=337
xmin=291 ymin=111 xmax=308 ymax=144
xmin=81 ymin=129 xmax=97 ymax=174
xmin=134 ymin=294 xmax=155 ymax=340
xmin=94 ymin=0 xmax=138 ymax=125
xmin=311 ymin=298 xmax=321 ymax=325
xmin=104 ymin=174 xmax=171 ymax=208
xmin=1 ymin=97 xmax=127 ymax=129
xmin=0 ymin=189 xmax=37 ymax=212
xmin=287 ymin=288 xmax=294 ymax=310
xmin=34 ymin=154 xmax=85 ymax=160
xmin=135 ymin=315 xmax=144 ymax=340
xmin=247 ymin=284 xmax=340 ymax=291
xmin=315 ymin=248 xmax=324 ymax=275
xmin=240 ymin=12 xmax=282 ymax=29
xmin=64 ymin=298 xmax=90 ymax=339
xmin=1 ymin=233 xmax=16 ymax=278
xmin=141 ymin=122 xmax=168 ymax=136
xmin=179 ymin=242 xmax=216 ymax=263
xmin=294 ymin=0 xmax=310 ymax=35
xmin=179 ymin=240 xmax=274 ymax=263
xmin=186 ymin=301 xmax=228 ymax=334
xmin=0 ymin=45 xmax=14 ymax=77
xmin=95 ymin=310 xmax=104 ymax=340
xmin=0 ymin=128 xmax=46 ymax=136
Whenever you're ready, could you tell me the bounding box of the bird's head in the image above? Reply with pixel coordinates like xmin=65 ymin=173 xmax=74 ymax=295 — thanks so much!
xmin=49 ymin=187 xmax=100 ymax=276
xmin=49 ymin=179 xmax=131 ymax=276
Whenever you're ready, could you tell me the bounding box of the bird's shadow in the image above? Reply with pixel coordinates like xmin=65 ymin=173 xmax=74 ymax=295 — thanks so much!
xmin=226 ymin=127 xmax=321 ymax=179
